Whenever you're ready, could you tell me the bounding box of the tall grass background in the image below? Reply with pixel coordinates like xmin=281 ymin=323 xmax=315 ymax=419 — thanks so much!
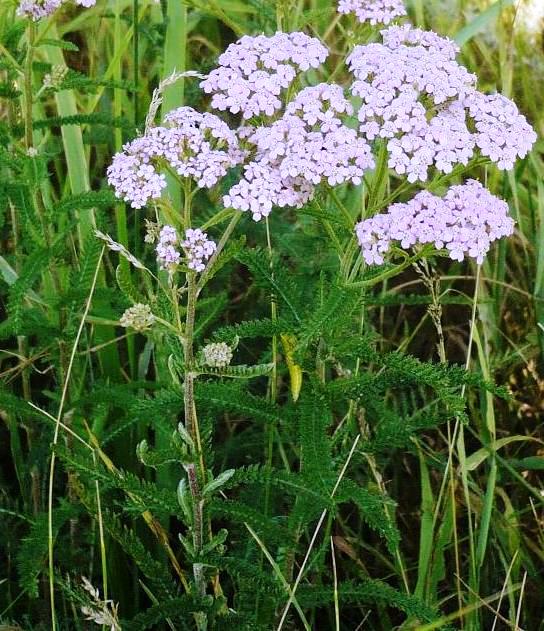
xmin=1 ymin=0 xmax=544 ymax=629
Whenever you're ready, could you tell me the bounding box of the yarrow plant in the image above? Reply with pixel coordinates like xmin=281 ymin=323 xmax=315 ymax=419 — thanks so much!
xmin=4 ymin=0 xmax=543 ymax=625
xmin=9 ymin=0 xmax=533 ymax=629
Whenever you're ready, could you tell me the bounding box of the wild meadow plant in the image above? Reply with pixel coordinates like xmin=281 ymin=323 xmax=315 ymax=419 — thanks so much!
xmin=1 ymin=0 xmax=543 ymax=629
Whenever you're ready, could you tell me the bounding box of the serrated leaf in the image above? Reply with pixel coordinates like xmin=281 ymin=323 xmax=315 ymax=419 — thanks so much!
xmin=37 ymin=38 xmax=80 ymax=51
xmin=198 ymin=363 xmax=274 ymax=379
xmin=203 ymin=469 xmax=235 ymax=497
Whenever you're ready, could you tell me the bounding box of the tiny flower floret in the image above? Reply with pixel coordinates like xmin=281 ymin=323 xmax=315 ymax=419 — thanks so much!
xmin=107 ymin=107 xmax=243 ymax=209
xmin=355 ymin=180 xmax=514 ymax=265
xmin=120 ymin=304 xmax=155 ymax=332
xmin=201 ymin=32 xmax=328 ymax=119
xmin=202 ymin=342 xmax=233 ymax=368
xmin=181 ymin=228 xmax=217 ymax=272
xmin=337 ymin=0 xmax=406 ymax=25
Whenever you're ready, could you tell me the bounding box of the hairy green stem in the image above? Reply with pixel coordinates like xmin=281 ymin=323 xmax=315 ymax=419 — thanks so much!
xmin=196 ymin=212 xmax=241 ymax=295
xmin=183 ymin=272 xmax=207 ymax=627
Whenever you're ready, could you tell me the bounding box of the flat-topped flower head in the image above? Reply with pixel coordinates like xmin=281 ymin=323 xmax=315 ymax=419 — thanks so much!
xmin=347 ymin=24 xmax=536 ymax=181
xmin=337 ymin=0 xmax=406 ymax=25
xmin=356 ymin=180 xmax=514 ymax=265
xmin=201 ymin=32 xmax=328 ymax=119
xmin=17 ymin=0 xmax=95 ymax=20
xmin=107 ymin=107 xmax=242 ymax=208
xmin=465 ymin=92 xmax=537 ymax=170
xmin=181 ymin=228 xmax=217 ymax=272
xmin=348 ymin=25 xmax=475 ymax=111
xmin=202 ymin=342 xmax=233 ymax=368
xmin=224 ymin=84 xmax=374 ymax=220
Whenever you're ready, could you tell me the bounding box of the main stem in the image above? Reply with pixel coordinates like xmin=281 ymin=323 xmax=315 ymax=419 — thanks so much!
xmin=183 ymin=271 xmax=207 ymax=627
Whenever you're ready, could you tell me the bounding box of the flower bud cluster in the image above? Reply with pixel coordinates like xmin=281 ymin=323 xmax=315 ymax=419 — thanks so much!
xmin=120 ymin=304 xmax=155 ymax=332
xmin=42 ymin=65 xmax=69 ymax=90
xmin=202 ymin=342 xmax=233 ymax=368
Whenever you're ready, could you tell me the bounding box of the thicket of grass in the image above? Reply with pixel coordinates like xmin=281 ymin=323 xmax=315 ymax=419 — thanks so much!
xmin=1 ymin=0 xmax=543 ymax=629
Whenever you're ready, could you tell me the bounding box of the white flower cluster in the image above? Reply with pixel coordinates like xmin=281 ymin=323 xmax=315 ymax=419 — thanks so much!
xmin=347 ymin=24 xmax=537 ymax=181
xmin=120 ymin=304 xmax=155 ymax=332
xmin=356 ymin=180 xmax=515 ymax=265
xmin=202 ymin=342 xmax=233 ymax=368
xmin=200 ymin=32 xmax=328 ymax=119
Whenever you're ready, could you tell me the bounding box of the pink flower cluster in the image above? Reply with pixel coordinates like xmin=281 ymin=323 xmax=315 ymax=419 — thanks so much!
xmin=107 ymin=107 xmax=243 ymax=209
xmin=17 ymin=0 xmax=95 ymax=20
xmin=156 ymin=225 xmax=181 ymax=270
xmin=155 ymin=225 xmax=216 ymax=272
xmin=337 ymin=0 xmax=406 ymax=25
xmin=355 ymin=180 xmax=515 ymax=265
xmin=466 ymin=92 xmax=537 ymax=170
xmin=200 ymin=32 xmax=328 ymax=119
xmin=223 ymin=84 xmax=374 ymax=220
xmin=347 ymin=25 xmax=536 ymax=181
xmin=182 ymin=228 xmax=217 ymax=272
